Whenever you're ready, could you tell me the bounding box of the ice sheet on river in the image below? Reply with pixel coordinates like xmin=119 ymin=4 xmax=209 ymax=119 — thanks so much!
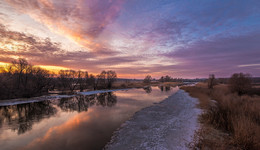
xmin=0 ymin=89 xmax=130 ymax=106
xmin=0 ymin=95 xmax=74 ymax=106
xmin=106 ymin=90 xmax=201 ymax=150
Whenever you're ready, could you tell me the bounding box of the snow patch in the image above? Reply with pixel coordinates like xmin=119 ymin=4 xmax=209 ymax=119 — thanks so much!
xmin=0 ymin=95 xmax=75 ymax=106
xmin=105 ymin=90 xmax=202 ymax=150
xmin=0 ymin=89 xmax=131 ymax=106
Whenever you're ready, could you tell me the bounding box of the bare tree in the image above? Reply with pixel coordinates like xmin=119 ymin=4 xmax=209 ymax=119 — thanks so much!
xmin=159 ymin=76 xmax=164 ymax=82
xmin=229 ymin=73 xmax=252 ymax=95
xmin=0 ymin=58 xmax=118 ymax=99
xmin=0 ymin=58 xmax=52 ymax=99
xmin=208 ymin=74 xmax=216 ymax=89
xmin=94 ymin=70 xmax=117 ymax=89
xmin=159 ymin=75 xmax=173 ymax=82
xmin=164 ymin=75 xmax=172 ymax=82
xmin=77 ymin=71 xmax=85 ymax=92
xmin=106 ymin=70 xmax=117 ymax=89
xmin=31 ymin=67 xmax=51 ymax=94
xmin=58 ymin=70 xmax=79 ymax=92
xmin=143 ymin=75 xmax=152 ymax=84
xmin=98 ymin=71 xmax=107 ymax=88
xmin=87 ymin=74 xmax=96 ymax=90
xmin=67 ymin=70 xmax=79 ymax=92
xmin=11 ymin=58 xmax=31 ymax=89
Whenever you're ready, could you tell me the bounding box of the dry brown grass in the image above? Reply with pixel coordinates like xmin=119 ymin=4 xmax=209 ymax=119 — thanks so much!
xmin=181 ymin=83 xmax=260 ymax=150
xmin=189 ymin=125 xmax=230 ymax=150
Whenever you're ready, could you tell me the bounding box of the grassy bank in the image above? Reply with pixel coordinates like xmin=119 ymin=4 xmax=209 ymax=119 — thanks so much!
xmin=181 ymin=83 xmax=260 ymax=150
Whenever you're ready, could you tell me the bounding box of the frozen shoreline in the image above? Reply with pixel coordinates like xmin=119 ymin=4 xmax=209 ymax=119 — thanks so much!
xmin=106 ymin=90 xmax=201 ymax=150
xmin=0 ymin=89 xmax=130 ymax=106
xmin=0 ymin=95 xmax=75 ymax=106
xmin=78 ymin=88 xmax=131 ymax=96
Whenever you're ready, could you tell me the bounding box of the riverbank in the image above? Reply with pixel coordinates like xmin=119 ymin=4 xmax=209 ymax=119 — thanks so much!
xmin=181 ymin=83 xmax=260 ymax=149
xmin=0 ymin=86 xmax=179 ymax=150
xmin=0 ymin=81 xmax=185 ymax=106
xmin=0 ymin=89 xmax=130 ymax=106
xmin=105 ymin=90 xmax=201 ymax=149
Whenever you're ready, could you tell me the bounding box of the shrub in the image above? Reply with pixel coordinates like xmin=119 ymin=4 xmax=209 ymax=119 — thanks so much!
xmin=143 ymin=75 xmax=152 ymax=84
xmin=229 ymin=73 xmax=252 ymax=95
xmin=181 ymin=83 xmax=260 ymax=149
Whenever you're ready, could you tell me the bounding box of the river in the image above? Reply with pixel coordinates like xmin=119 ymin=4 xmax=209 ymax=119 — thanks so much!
xmin=0 ymin=86 xmax=178 ymax=150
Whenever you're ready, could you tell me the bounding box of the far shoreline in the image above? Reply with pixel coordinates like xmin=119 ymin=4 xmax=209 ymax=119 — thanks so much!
xmin=0 ymin=82 xmax=189 ymax=106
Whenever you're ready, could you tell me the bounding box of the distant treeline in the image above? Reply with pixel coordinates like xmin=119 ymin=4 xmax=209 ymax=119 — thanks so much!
xmin=143 ymin=74 xmax=206 ymax=83
xmin=207 ymin=73 xmax=260 ymax=96
xmin=158 ymin=75 xmax=204 ymax=82
xmin=0 ymin=92 xmax=117 ymax=135
xmin=157 ymin=75 xmax=260 ymax=84
xmin=217 ymin=77 xmax=260 ymax=84
xmin=0 ymin=59 xmax=117 ymax=100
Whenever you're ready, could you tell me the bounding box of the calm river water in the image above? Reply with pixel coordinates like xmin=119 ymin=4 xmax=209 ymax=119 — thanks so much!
xmin=0 ymin=86 xmax=178 ymax=150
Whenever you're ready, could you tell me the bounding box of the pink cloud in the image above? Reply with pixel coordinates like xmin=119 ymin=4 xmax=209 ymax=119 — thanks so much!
xmin=5 ymin=0 xmax=125 ymax=52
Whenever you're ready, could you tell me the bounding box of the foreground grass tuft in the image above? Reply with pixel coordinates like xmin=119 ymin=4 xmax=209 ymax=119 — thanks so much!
xmin=181 ymin=83 xmax=260 ymax=150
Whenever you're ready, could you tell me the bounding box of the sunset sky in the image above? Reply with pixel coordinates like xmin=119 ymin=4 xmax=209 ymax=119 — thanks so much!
xmin=0 ymin=0 xmax=259 ymax=78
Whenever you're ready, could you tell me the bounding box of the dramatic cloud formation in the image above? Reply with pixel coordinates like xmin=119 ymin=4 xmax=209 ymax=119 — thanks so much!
xmin=0 ymin=0 xmax=260 ymax=78
xmin=5 ymin=0 xmax=125 ymax=52
xmin=0 ymin=24 xmax=141 ymax=73
xmin=163 ymin=33 xmax=260 ymax=77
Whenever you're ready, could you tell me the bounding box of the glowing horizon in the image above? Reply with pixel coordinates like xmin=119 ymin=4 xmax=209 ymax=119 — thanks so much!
xmin=0 ymin=0 xmax=259 ymax=78
xmin=0 ymin=61 xmax=161 ymax=79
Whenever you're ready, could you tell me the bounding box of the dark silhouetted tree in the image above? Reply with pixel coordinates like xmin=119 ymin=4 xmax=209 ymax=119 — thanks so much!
xmin=208 ymin=74 xmax=216 ymax=89
xmin=0 ymin=58 xmax=51 ymax=99
xmin=97 ymin=71 xmax=106 ymax=89
xmin=87 ymin=74 xmax=96 ymax=90
xmin=159 ymin=76 xmax=164 ymax=82
xmin=164 ymin=75 xmax=172 ymax=82
xmin=58 ymin=70 xmax=79 ymax=92
xmin=143 ymin=75 xmax=152 ymax=84
xmin=159 ymin=75 xmax=173 ymax=82
xmin=106 ymin=70 xmax=117 ymax=89
xmin=229 ymin=73 xmax=252 ymax=95
xmin=95 ymin=70 xmax=117 ymax=89
xmin=77 ymin=71 xmax=88 ymax=92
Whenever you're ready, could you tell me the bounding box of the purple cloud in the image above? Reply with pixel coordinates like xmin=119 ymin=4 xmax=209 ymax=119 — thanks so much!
xmin=162 ymin=33 xmax=260 ymax=77
xmin=4 ymin=0 xmax=125 ymax=52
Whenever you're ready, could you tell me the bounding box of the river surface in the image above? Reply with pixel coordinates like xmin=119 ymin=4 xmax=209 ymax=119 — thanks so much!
xmin=0 ymin=86 xmax=178 ymax=150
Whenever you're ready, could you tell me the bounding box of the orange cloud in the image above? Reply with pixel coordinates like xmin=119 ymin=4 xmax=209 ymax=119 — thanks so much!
xmin=38 ymin=0 xmax=54 ymax=9
xmin=5 ymin=0 xmax=125 ymax=52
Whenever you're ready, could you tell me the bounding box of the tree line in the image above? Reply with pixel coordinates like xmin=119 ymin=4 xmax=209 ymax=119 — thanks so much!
xmin=207 ymin=73 xmax=254 ymax=95
xmin=0 ymin=59 xmax=117 ymax=100
xmin=143 ymin=74 xmax=186 ymax=84
xmin=0 ymin=92 xmax=117 ymax=134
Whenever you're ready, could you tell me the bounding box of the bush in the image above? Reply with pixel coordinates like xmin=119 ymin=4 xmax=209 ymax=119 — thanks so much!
xmin=143 ymin=75 xmax=152 ymax=84
xmin=229 ymin=73 xmax=252 ymax=95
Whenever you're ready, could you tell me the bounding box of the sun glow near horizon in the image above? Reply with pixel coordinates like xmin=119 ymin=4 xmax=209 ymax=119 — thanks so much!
xmin=0 ymin=61 xmax=68 ymax=74
xmin=0 ymin=0 xmax=259 ymax=78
